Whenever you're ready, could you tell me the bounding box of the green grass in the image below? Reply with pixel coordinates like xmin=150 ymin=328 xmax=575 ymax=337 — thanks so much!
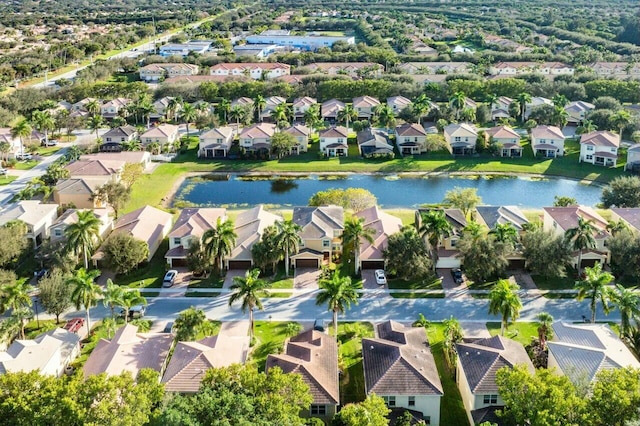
xmin=385 ymin=208 xmax=416 ymax=226
xmin=543 ymin=292 xmax=577 ymax=299
xmin=387 ymin=276 xmax=443 ymax=290
xmin=24 ymin=319 xmax=59 ymax=339
xmin=270 ymin=276 xmax=294 ymax=289
xmin=14 ymin=160 xmax=38 ymax=170
xmin=188 ymin=275 xmax=224 ymax=289
xmin=37 ymin=146 xmax=63 ymax=156
xmin=265 ymin=292 xmax=291 ymax=298
xmin=0 ymin=176 xmax=17 ymax=185
xmin=531 ymin=271 xmax=578 ymax=290
xmin=486 ymin=321 xmax=539 ymax=346
xmin=250 ymin=321 xmax=292 ymax=371
xmin=335 ymin=322 xmax=374 ymax=404
xmin=117 ymin=239 xmax=169 ymax=288
xmin=185 ymin=291 xmax=220 ymax=297
xmin=390 ymin=292 xmax=446 ymax=298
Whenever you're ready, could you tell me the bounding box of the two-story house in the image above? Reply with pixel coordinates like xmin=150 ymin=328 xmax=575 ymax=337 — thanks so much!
xmin=318 ymin=126 xmax=348 ymax=157
xmin=199 ymin=126 xmax=235 ymax=158
xmin=444 ymin=123 xmax=477 ymax=156
xmin=564 ymin=101 xmax=594 ymax=125
xmin=139 ymin=63 xmax=200 ymax=82
xmin=415 ymin=208 xmax=467 ymax=268
xmin=290 ymin=206 xmax=344 ymax=269
xmin=530 ymin=125 xmax=565 ymax=157
xmin=395 ymin=123 xmax=428 ymax=155
xmin=283 ymin=124 xmax=311 ymax=154
xmin=386 ymin=96 xmax=412 ymax=114
xmin=209 ymin=63 xmax=290 ymax=80
xmin=321 ymin=99 xmax=345 ymax=122
xmin=140 ymin=124 xmax=180 ymax=149
xmin=165 ymin=208 xmax=227 ymax=267
xmin=65 ymin=159 xmax=126 ymax=183
xmin=238 ymin=123 xmax=277 ymax=154
xmin=293 ymin=97 xmax=318 ymax=120
xmin=356 ymin=128 xmax=394 ymax=157
xmin=352 ymin=96 xmax=381 ymax=119
xmin=579 ymin=130 xmax=620 ymax=167
xmin=100 ymin=98 xmax=130 ymax=120
xmin=0 ymin=201 xmax=59 ymax=248
xmin=226 ymin=205 xmax=281 ymax=270
xmin=485 ymin=125 xmax=522 ymax=157
xmin=355 ymin=206 xmax=402 ymax=271
xmin=49 ymin=208 xmax=113 ymax=243
xmin=100 ymin=126 xmax=138 ymax=152
xmin=304 ymin=62 xmax=383 ymax=78
xmin=260 ymin=96 xmax=287 ymax=121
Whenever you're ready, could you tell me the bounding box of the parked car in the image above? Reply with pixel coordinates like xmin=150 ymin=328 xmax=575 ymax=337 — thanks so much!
xmin=41 ymin=139 xmax=58 ymax=147
xmin=15 ymin=153 xmax=33 ymax=161
xmin=163 ymin=270 xmax=178 ymax=288
xmin=163 ymin=321 xmax=175 ymax=334
xmin=313 ymin=319 xmax=326 ymax=333
xmin=120 ymin=305 xmax=146 ymax=319
xmin=451 ymin=268 xmax=464 ymax=284
xmin=0 ymin=167 xmax=7 ymax=175
xmin=374 ymin=269 xmax=387 ymax=286
xmin=34 ymin=268 xmax=50 ymax=282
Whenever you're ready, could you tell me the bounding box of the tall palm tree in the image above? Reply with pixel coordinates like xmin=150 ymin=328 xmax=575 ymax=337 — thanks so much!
xmin=315 ymin=272 xmax=361 ymax=336
xmin=120 ymin=289 xmax=147 ymax=323
xmin=576 ymin=119 xmax=597 ymax=135
xmin=610 ymin=284 xmax=640 ymax=336
xmin=564 ymin=216 xmax=597 ymax=271
xmin=488 ymin=279 xmax=522 ymax=336
xmin=65 ymin=210 xmax=101 ymax=269
xmin=551 ymin=106 xmax=569 ymax=128
xmin=102 ymin=279 xmax=124 ymax=320
xmin=273 ymin=103 xmax=290 ymax=125
xmin=489 ymin=223 xmax=519 ymax=245
xmin=575 ymin=263 xmax=613 ymax=323
xmin=606 ymin=220 xmax=628 ymax=236
xmin=449 ymin=91 xmax=466 ymax=120
xmin=254 ymin=95 xmax=266 ymax=122
xmin=342 ymin=217 xmax=376 ymax=275
xmin=413 ymin=94 xmax=431 ymax=124
xmin=167 ymin=97 xmax=183 ymax=122
xmin=338 ymin=105 xmax=357 ymax=131
xmin=31 ymin=110 xmax=55 ymax=145
xmin=515 ymin=92 xmax=532 ymax=123
xmin=202 ymin=217 xmax=237 ymax=273
xmin=10 ymin=119 xmax=32 ymax=157
xmin=611 ymin=110 xmax=631 ymax=138
xmin=485 ymin=93 xmax=498 ymax=112
xmin=229 ymin=105 xmax=246 ymax=129
xmin=374 ymin=104 xmax=396 ymax=130
xmin=536 ymin=312 xmax=554 ymax=350
xmin=417 ymin=210 xmax=453 ymax=271
xmin=86 ymin=99 xmax=101 ymax=117
xmin=179 ymin=103 xmax=197 ymax=138
xmin=87 ymin=115 xmax=104 ymax=141
xmin=228 ymin=268 xmax=270 ymax=340
xmin=275 ymin=220 xmax=302 ymax=277
xmin=67 ymin=268 xmax=102 ymax=336
xmin=1 ymin=280 xmax=33 ymax=339
xmin=303 ymin=104 xmax=321 ymax=129
xmin=217 ymin=98 xmax=231 ymax=124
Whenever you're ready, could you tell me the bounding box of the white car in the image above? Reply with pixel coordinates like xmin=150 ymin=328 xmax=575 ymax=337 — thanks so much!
xmin=374 ymin=269 xmax=387 ymax=286
xmin=163 ymin=270 xmax=178 ymax=287
xmin=15 ymin=153 xmax=32 ymax=161
xmin=0 ymin=167 xmax=6 ymax=176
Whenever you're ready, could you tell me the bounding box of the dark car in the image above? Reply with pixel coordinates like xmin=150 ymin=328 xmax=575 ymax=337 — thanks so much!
xmin=313 ymin=319 xmax=326 ymax=333
xmin=34 ymin=268 xmax=50 ymax=282
xmin=119 ymin=305 xmax=146 ymax=319
xmin=163 ymin=321 xmax=175 ymax=334
xmin=451 ymin=268 xmax=464 ymax=284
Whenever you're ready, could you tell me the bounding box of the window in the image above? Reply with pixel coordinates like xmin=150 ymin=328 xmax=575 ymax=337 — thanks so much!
xmin=386 ymin=396 xmax=396 ymax=407
xmin=483 ymin=394 xmax=498 ymax=404
xmin=586 ymin=154 xmax=593 ymax=160
xmin=450 ymin=239 xmax=457 ymax=247
xmin=310 ymin=404 xmax=326 ymax=415
xmin=173 ymin=237 xmax=181 ymax=245
xmin=408 ymin=396 xmax=415 ymax=407
xmin=424 ymin=416 xmax=431 ymax=425
xmin=54 ymin=229 xmax=62 ymax=237
xmin=454 ymin=136 xmax=461 ymax=142
xmin=337 ymin=138 xmax=344 ymax=143
xmin=322 ymin=239 xmax=330 ymax=248
xmin=586 ymin=145 xmax=594 ymax=151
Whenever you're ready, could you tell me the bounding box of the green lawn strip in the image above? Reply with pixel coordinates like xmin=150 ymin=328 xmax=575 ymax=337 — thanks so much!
xmin=117 ymin=239 xmax=169 ymax=288
xmin=486 ymin=321 xmax=538 ymax=346
xmin=0 ymin=176 xmax=17 ymax=185
xmin=188 ymin=275 xmax=224 ymax=289
xmin=384 ymin=208 xmax=416 ymax=226
xmin=390 ymin=292 xmax=446 ymax=298
xmin=387 ymin=277 xmax=443 ymax=290
xmin=270 ymin=277 xmax=294 ymax=289
xmin=426 ymin=324 xmax=470 ymax=426
xmin=24 ymin=319 xmax=59 ymax=339
xmin=335 ymin=322 xmax=374 ymax=404
xmin=13 ymin=160 xmax=38 ymax=170
xmin=194 ymin=320 xmax=221 ymax=340
xmin=141 ymin=291 xmax=160 ymax=297
xmin=264 ymin=292 xmax=291 ymax=298
xmin=250 ymin=321 xmax=292 ymax=372
xmin=531 ymin=272 xmax=578 ymax=290
xmin=185 ymin=291 xmax=220 ymax=297
xmin=466 ymin=280 xmax=496 ymax=290
xmin=37 ymin=146 xmax=63 ymax=157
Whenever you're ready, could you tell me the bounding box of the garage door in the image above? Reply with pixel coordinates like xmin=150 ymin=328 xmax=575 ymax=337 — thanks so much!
xmin=170 ymin=258 xmax=188 ymax=267
xmin=580 ymin=259 xmax=599 ymax=268
xmin=228 ymin=260 xmax=252 ymax=270
xmin=437 ymin=257 xmax=461 ymax=269
xmin=361 ymin=261 xmax=385 ymax=270
xmin=295 ymin=258 xmax=319 ymax=268
xmin=508 ymin=259 xmax=526 ymax=269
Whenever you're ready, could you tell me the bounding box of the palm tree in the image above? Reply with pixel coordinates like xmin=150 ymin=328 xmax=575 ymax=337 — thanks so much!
xmin=515 ymin=92 xmax=532 ymax=123
xmin=1 ymin=280 xmax=33 ymax=339
xmin=417 ymin=210 xmax=453 ymax=271
xmin=338 ymin=105 xmax=357 ymax=131
xmin=228 ymin=268 xmax=270 ymax=340
xmin=576 ymin=119 xmax=597 ymax=135
xmin=489 ymin=223 xmax=519 ymax=245
xmin=575 ymin=263 xmax=613 ymax=323
xmin=607 ymin=220 xmax=628 ymax=236
xmin=488 ymin=279 xmax=523 ymax=336
xmin=102 ymin=279 xmax=124 ymax=320
xmin=229 ymin=105 xmax=246 ymax=129
xmin=315 ymin=272 xmax=361 ymax=336
xmin=217 ymin=98 xmax=231 ymax=124
xmin=273 ymin=103 xmax=290 ymax=124
xmin=65 ymin=210 xmax=101 ymax=269
xmin=449 ymin=91 xmax=466 ymax=120
xmin=179 ymin=103 xmax=197 ymax=138
xmin=304 ymin=103 xmax=322 ymax=129
xmin=611 ymin=110 xmax=631 ymax=138
xmin=254 ymin=95 xmax=266 ymax=122
xmin=342 ymin=217 xmax=375 ymax=275
xmin=67 ymin=268 xmax=102 ymax=336
xmin=202 ymin=217 xmax=237 ymax=273
xmin=31 ymin=110 xmax=55 ymax=145
xmin=552 ymin=94 xmax=569 ymax=108
xmin=275 ymin=220 xmax=302 ymax=277
xmin=413 ymin=94 xmax=432 ymax=124
xmin=610 ymin=284 xmax=640 ymax=336
xmin=87 ymin=115 xmax=104 ymax=141
xmin=166 ymin=97 xmax=183 ymax=122
xmin=86 ymin=99 xmax=101 ymax=117
xmin=485 ymin=93 xmax=498 ymax=112
xmin=120 ymin=289 xmax=147 ymax=323
xmin=536 ymin=312 xmax=554 ymax=350
xmin=374 ymin=104 xmax=396 ymax=130
xmin=564 ymin=216 xmax=597 ymax=271
xmin=10 ymin=119 xmax=32 ymax=157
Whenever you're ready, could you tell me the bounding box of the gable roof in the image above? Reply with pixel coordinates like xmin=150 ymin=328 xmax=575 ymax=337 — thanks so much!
xmin=266 ymin=330 xmax=339 ymax=405
xmin=531 ymin=125 xmax=565 ymax=140
xmin=102 ymin=125 xmax=138 ymax=139
xmin=444 ymin=123 xmax=477 ymax=137
xmin=355 ymin=206 xmax=403 ymax=260
xmin=293 ymin=206 xmax=344 ymax=239
xmin=565 ymin=101 xmax=594 ymax=113
xmin=580 ymin=130 xmax=620 ymax=148
xmin=110 ymin=205 xmax=172 ymax=244
xmin=80 ymin=151 xmax=150 ymax=165
xmin=50 ymin=208 xmax=110 ymax=231
xmin=0 ymin=328 xmax=80 ymax=375
xmin=284 ymin=124 xmax=311 ymax=138
xmin=417 ymin=208 xmax=467 ymax=233
xmin=475 ymin=206 xmax=529 ymax=231
xmin=54 ymin=177 xmax=110 ymax=195
xmin=230 ymin=205 xmax=280 ymax=260
xmin=356 ymin=129 xmax=393 ymax=149
xmin=611 ymin=208 xmax=640 ymax=231
xmin=200 ymin=126 xmax=234 ymax=140
xmin=66 ymin=159 xmax=125 ymax=177
xmin=140 ymin=124 xmax=179 ymax=139
xmin=395 ymin=123 xmax=427 ymax=137
xmin=543 ymin=206 xmax=609 ymax=236
xmin=456 ymin=335 xmax=534 ymax=393
xmin=321 ymin=99 xmax=345 ymax=117
xmin=293 ymin=97 xmax=317 ymax=108
xmin=0 ymin=201 xmax=58 ymax=228
xmin=485 ymin=125 xmax=520 ymax=140
xmin=318 ymin=126 xmax=348 ymax=138
xmin=238 ymin=123 xmax=277 ymax=139
xmin=362 ymin=321 xmax=443 ymax=396
xmin=387 ymin=96 xmax=412 ymax=108
xmin=353 ymin=95 xmax=381 ymax=108
xmin=169 ymin=208 xmax=226 ymax=240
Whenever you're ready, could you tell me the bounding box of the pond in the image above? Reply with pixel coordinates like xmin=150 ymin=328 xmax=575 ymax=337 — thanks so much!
xmin=171 ymin=174 xmax=603 ymax=209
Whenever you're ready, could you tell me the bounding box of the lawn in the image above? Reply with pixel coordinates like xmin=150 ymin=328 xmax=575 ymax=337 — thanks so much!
xmin=0 ymin=176 xmax=17 ymax=185
xmin=387 ymin=276 xmax=443 ymax=290
xmin=390 ymin=292 xmax=446 ymax=298
xmin=335 ymin=322 xmax=374 ymax=404
xmin=250 ymin=321 xmax=294 ymax=371
xmin=24 ymin=319 xmax=59 ymax=339
xmin=188 ymin=274 xmax=224 ymax=289
xmin=185 ymin=291 xmax=220 ymax=297
xmin=385 ymin=208 xmax=416 ymax=226
xmin=531 ymin=271 xmax=578 ymax=290
xmin=116 ymin=239 xmax=169 ymax=288
xmin=486 ymin=321 xmax=538 ymax=346
xmin=37 ymin=146 xmax=63 ymax=157
xmin=13 ymin=160 xmax=38 ymax=170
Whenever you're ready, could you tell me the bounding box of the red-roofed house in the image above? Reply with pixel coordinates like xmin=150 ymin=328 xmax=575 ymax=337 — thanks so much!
xmin=209 ymin=62 xmax=290 ymax=80
xmin=395 ymin=123 xmax=428 ymax=155
xmin=531 ymin=125 xmax=565 ymax=158
xmin=318 ymin=126 xmax=348 ymax=157
xmin=485 ymin=125 xmax=522 ymax=157
xmin=355 ymin=206 xmax=402 ymax=271
xmin=238 ymin=123 xmax=277 ymax=154
xmin=579 ymin=131 xmax=620 ymax=167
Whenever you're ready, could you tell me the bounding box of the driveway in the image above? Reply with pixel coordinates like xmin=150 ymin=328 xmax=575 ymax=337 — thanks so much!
xmin=438 ymin=268 xmax=466 ymax=292
xmin=294 ymin=268 xmax=321 ymax=290
xmin=460 ymin=322 xmax=491 ymax=339
xmin=507 ymin=270 xmax=537 ymax=290
xmin=223 ymin=269 xmax=248 ymax=289
xmin=361 ymin=270 xmax=379 ymax=289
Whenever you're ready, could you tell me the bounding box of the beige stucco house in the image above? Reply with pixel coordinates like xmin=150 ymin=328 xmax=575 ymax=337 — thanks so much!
xmin=444 ymin=123 xmax=477 ymax=156
xmin=352 ymin=96 xmax=380 ymax=119
xmin=291 ymin=206 xmax=344 ymax=268
xmin=415 ymin=208 xmax=467 ymax=269
xmin=226 ymin=205 xmax=281 ymax=270
xmin=530 ymin=125 xmax=565 ymax=158
xmin=0 ymin=200 xmax=59 ymax=248
xmin=395 ymin=123 xmax=428 ymax=155
xmin=283 ymin=124 xmax=311 ymax=154
xmin=485 ymin=125 xmax=522 ymax=157
xmin=140 ymin=124 xmax=180 ymax=148
xmin=318 ymin=126 xmax=348 ymax=157
xmin=165 ymin=208 xmax=226 ymax=268
xmin=49 ymin=208 xmax=113 ymax=242
xmin=238 ymin=123 xmax=277 ymax=153
xmin=354 ymin=206 xmax=402 ymax=271
xmin=53 ymin=177 xmax=110 ymax=210
xmin=579 ymin=130 xmax=620 ymax=167
xmin=199 ymin=126 xmax=235 ymax=158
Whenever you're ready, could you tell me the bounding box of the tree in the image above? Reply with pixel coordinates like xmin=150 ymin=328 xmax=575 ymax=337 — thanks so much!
xmin=166 ymin=96 xmax=183 ymax=122
xmin=552 ymin=94 xmax=569 ymax=108
xmin=285 ymin=321 xmax=303 ymax=337
xmin=536 ymin=312 xmax=553 ymax=350
xmin=610 ymin=284 xmax=640 ymax=337
xmin=342 ymin=217 xmax=375 ymax=275
xmin=270 ymin=131 xmax=297 ymax=158
xmin=553 ymin=195 xmax=578 ymax=207
xmin=229 ymin=105 xmax=247 ymax=128
xmin=608 ymin=229 xmax=640 ymax=283
xmin=590 ymin=368 xmax=640 ymax=426
xmin=38 ymin=270 xmax=72 ymax=324
xmin=93 ymin=182 xmax=131 ymax=219
xmin=564 ymin=216 xmax=597 ymax=270
xmin=229 ymin=269 xmax=270 ymax=340
xmin=120 ymin=163 xmax=144 ymax=189
xmin=522 ymin=227 xmax=573 ymax=279
xmin=179 ymin=102 xmax=197 ymax=137
xmin=102 ymin=278 xmax=124 ymax=320
xmin=316 ymin=272 xmax=361 ymax=336
xmin=384 ymin=226 xmax=432 ymax=281
xmin=488 ymin=279 xmax=522 ymax=335
xmin=449 ymin=91 xmax=466 ymax=120
xmin=67 ymin=268 xmax=102 ymax=336
xmin=610 ymin=110 xmax=631 ymax=137
xmin=174 ymin=306 xmax=206 ymax=341
xmin=185 ymin=239 xmax=212 ymax=276
xmin=254 ymin=95 xmax=266 ymax=122
xmin=417 ymin=210 xmax=453 ymax=271
xmin=575 ymin=263 xmax=614 ymax=323
xmin=489 ymin=223 xmax=518 ymax=246
xmin=442 ymin=316 xmax=463 ymax=367
xmin=31 ymin=110 xmax=55 ymax=144
xmin=87 ymin=114 xmax=104 ymax=141
xmin=102 ymin=233 xmax=149 ymax=275
xmin=202 ymin=217 xmax=236 ymax=273
xmin=0 ymin=278 xmax=33 ymax=339
xmin=601 ymin=176 xmax=640 ymax=208
xmin=0 ymin=223 xmax=28 ymax=268
xmin=251 ymin=225 xmax=280 ymax=275
xmin=338 ymin=105 xmax=357 ymax=131
xmin=65 ymin=210 xmax=101 ymax=269
xmin=275 ymin=220 xmax=301 ymax=277
xmin=120 ymin=289 xmax=147 ymax=324
xmin=374 ymin=103 xmax=396 ymax=129
xmin=576 ymin=118 xmax=597 ymax=135
xmin=515 ymin=92 xmax=532 ymax=122
xmin=10 ymin=118 xmax=32 ymax=156
xmin=457 ymin=233 xmax=509 ymax=283
xmin=309 ymin=188 xmax=377 ymax=212
xmin=333 ymin=394 xmax=390 ymax=426
xmin=443 ymin=187 xmax=482 ymax=218
xmin=413 ymin=94 xmax=432 ymax=124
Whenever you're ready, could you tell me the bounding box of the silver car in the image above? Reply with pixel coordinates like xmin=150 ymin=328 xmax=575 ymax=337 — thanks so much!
xmin=374 ymin=269 xmax=387 ymax=285
xmin=163 ymin=270 xmax=178 ymax=287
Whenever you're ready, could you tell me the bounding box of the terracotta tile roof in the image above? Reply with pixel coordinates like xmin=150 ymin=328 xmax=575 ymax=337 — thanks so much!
xmin=284 ymin=124 xmax=311 ymax=137
xmin=531 ymin=125 xmax=564 ymax=140
xmin=293 ymin=206 xmax=344 ymax=239
xmin=362 ymin=321 xmax=443 ymax=396
xmin=169 ymin=208 xmax=226 ymax=239
xmin=580 ymin=130 xmax=620 ymax=148
xmin=230 ymin=205 xmax=280 ymax=260
xmin=80 ymin=151 xmax=150 ymax=165
xmin=54 ymin=177 xmax=109 ymax=195
xmin=66 ymin=159 xmax=125 ymax=177
xmin=356 ymin=206 xmax=402 ymax=260
xmin=293 ymin=96 xmax=317 ymax=108
xmin=102 ymin=125 xmax=137 ymax=139
xmin=318 ymin=126 xmax=348 ymax=138
xmin=164 ymin=75 xmax=249 ymax=84
xmin=265 ymin=330 xmax=339 ymax=405
xmin=395 ymin=123 xmax=427 ymax=137
xmin=210 ymin=62 xmax=290 ymax=71
xmin=321 ymin=99 xmax=345 ymax=118
xmin=140 ymin=124 xmax=179 ymax=139
xmin=353 ymin=95 xmax=381 ymax=108
xmin=485 ymin=125 xmax=520 ymax=140
xmin=238 ymin=123 xmax=277 ymax=139
xmin=543 ymin=206 xmax=609 ymax=236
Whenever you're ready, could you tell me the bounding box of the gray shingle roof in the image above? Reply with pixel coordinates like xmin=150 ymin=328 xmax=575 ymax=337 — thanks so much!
xmin=293 ymin=206 xmax=344 ymax=239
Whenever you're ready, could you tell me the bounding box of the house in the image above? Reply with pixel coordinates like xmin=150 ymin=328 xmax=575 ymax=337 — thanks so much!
xmin=564 ymin=101 xmax=594 ymax=125
xmin=83 ymin=324 xmax=173 ymax=378
xmin=238 ymin=123 xmax=277 ymax=154
xmin=284 ymin=124 xmax=312 ymax=154
xmin=100 ymin=98 xmax=129 ymax=119
xmin=260 ymin=96 xmax=287 ymax=121
xmin=362 ymin=321 xmax=443 ymax=424
xmin=0 ymin=128 xmax=20 ymax=156
xmin=397 ymin=62 xmax=472 ymax=75
xmin=199 ymin=126 xmax=235 ymax=158
xmin=49 ymin=208 xmax=113 ymax=242
xmin=588 ymin=62 xmax=640 ymax=78
xmin=415 ymin=208 xmax=467 ymax=268
xmin=625 ymin=144 xmax=640 ymax=172
xmin=165 ymin=208 xmax=227 ymax=268
xmin=209 ymin=62 xmax=290 ymax=80
xmin=476 ymin=205 xmax=528 ymax=269
xmin=387 ymin=96 xmax=412 ymax=114
xmin=484 ymin=126 xmax=522 ymax=157
xmin=352 ymin=96 xmax=381 ymax=119
xmin=226 ymin=205 xmax=281 ymax=269
xmin=304 ymin=62 xmax=383 ymax=77
xmin=293 ymin=97 xmax=318 ymax=119
xmin=530 ymin=125 xmax=565 ymax=158
xmin=150 ymin=97 xmax=173 ymax=121
xmin=0 ymin=328 xmax=81 ymax=377
xmin=524 ymin=97 xmax=553 ymax=119
xmin=547 ymin=322 xmax=640 ymax=386
xmin=354 ymin=206 xmax=402 ymax=271
xmin=100 ymin=125 xmax=138 ymax=152
xmin=609 ymin=208 xmax=640 ymax=234
xmin=444 ymin=123 xmax=477 ymax=156
xmin=579 ymin=131 xmax=620 ymax=167
xmin=233 ymin=44 xmax=277 ymax=59
xmin=491 ymin=96 xmax=513 ymax=121
xmin=65 ymin=159 xmax=126 ymax=183
xmin=139 ymin=63 xmax=200 ymax=82
xmin=291 ymin=206 xmax=344 ymax=268
xmin=266 ymin=330 xmax=339 ymax=421
xmin=356 ymin=128 xmax=394 ymax=156
xmin=543 ymin=206 xmax=610 ymax=269
xmin=81 ymin=151 xmax=151 ymax=171
xmin=456 ymin=336 xmax=534 ymax=426
xmin=245 ymin=33 xmax=355 ymax=51
xmin=93 ymin=205 xmax=173 ymax=264
xmin=231 ymin=97 xmax=254 ymax=109
xmin=162 ymin=333 xmax=250 ymax=393
xmin=70 ymin=97 xmax=98 ymax=114
xmin=0 ymin=201 xmax=58 ymax=248
xmin=53 ymin=177 xmax=111 ymax=209
xmin=320 ymin=99 xmax=345 ymax=121
xmin=318 ymin=126 xmax=348 ymax=157
xmin=140 ymin=124 xmax=180 ymax=148
xmin=159 ymin=41 xmax=211 ymax=57
xmin=488 ymin=62 xmax=574 ymax=76
xmin=395 ymin=123 xmax=428 ymax=155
